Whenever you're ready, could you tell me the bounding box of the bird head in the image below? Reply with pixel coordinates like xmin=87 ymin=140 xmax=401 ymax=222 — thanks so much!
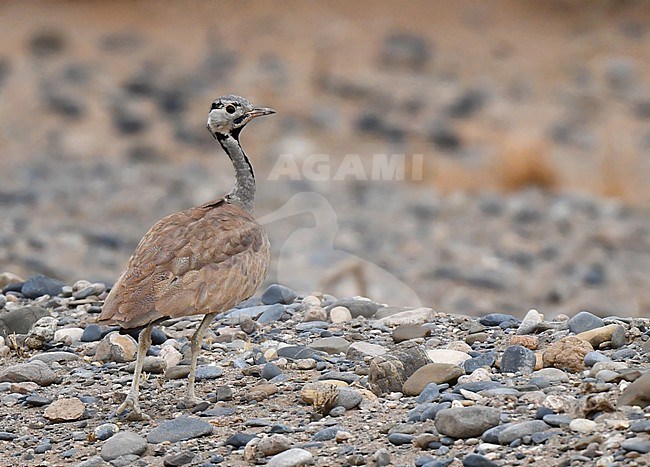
xmin=207 ymin=94 xmax=275 ymax=139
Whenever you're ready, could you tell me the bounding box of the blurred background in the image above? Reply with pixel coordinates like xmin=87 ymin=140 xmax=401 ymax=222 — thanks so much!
xmin=0 ymin=1 xmax=648 ymax=318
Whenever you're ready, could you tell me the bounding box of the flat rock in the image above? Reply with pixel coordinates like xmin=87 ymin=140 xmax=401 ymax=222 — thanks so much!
xmin=531 ymin=368 xmax=569 ymax=383
xmin=21 ymin=274 xmax=65 ymax=299
xmin=403 ymin=363 xmax=464 ymax=396
xmin=576 ymin=324 xmax=626 ymax=349
xmin=44 ymin=397 xmax=85 ymax=422
xmin=618 ymin=370 xmax=650 ymax=408
xmin=426 ymin=349 xmax=471 ymax=366
xmin=257 ymin=304 xmax=286 ymax=324
xmin=0 ymin=305 xmax=50 ymax=338
xmin=435 ymin=406 xmax=501 ymax=438
xmin=479 ymin=313 xmax=519 ymax=327
xmin=542 ymin=336 xmax=593 ymax=372
xmin=568 ymin=311 xmax=604 ymax=334
xmin=147 ymin=416 xmax=213 ymax=444
xmin=0 ymin=359 xmax=57 ymax=386
xmin=276 ymin=346 xmax=319 ymax=360
xmin=392 ymin=324 xmax=431 ymax=343
xmin=30 ymin=351 xmax=80 ymax=364
xmin=326 ymin=298 xmax=383 ymax=318
xmin=308 ymin=336 xmax=350 ymax=354
xmin=267 ymin=448 xmax=314 ymax=467
xmin=100 ymin=431 xmax=147 ymax=461
xmin=377 ymin=307 xmax=435 ymax=327
xmin=496 ymin=420 xmax=551 ymax=444
xmin=346 ymin=341 xmax=387 ymax=360
xmin=621 ymin=437 xmax=650 ymax=454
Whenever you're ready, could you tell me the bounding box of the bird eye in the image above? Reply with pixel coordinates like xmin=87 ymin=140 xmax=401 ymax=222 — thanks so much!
xmin=226 ymin=104 xmax=236 ymax=114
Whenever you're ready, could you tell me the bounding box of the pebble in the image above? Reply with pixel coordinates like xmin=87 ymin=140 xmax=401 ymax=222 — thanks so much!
xmin=94 ymin=423 xmax=119 ymax=441
xmin=95 ymin=332 xmax=137 ymax=363
xmin=0 ymin=359 xmax=57 ymax=386
xmin=100 ymin=431 xmax=147 ymax=461
xmin=329 ymin=306 xmax=353 ymax=323
xmin=327 ymin=298 xmax=383 ymax=318
xmin=435 ymin=406 xmax=501 ymax=438
xmin=569 ymin=418 xmax=600 ymax=433
xmin=542 ymin=336 xmax=593 ymax=371
xmin=417 ymin=382 xmax=440 ymax=403
xmin=261 ymin=284 xmax=297 ymax=305
xmin=463 ymin=453 xmax=499 ymax=467
xmin=500 ymin=345 xmax=536 ymax=374
xmin=576 ymin=323 xmax=626 ymax=349
xmin=267 ymin=448 xmax=314 ymax=467
xmin=479 ymin=313 xmax=519 ymax=327
xmin=312 ymin=426 xmax=339 ymax=441
xmin=403 ymin=363 xmax=464 ymax=396
xmin=377 ymin=307 xmax=436 ymax=326
xmin=147 ymin=416 xmax=214 ymax=443
xmin=392 ymin=324 xmax=431 ymax=342
xmin=617 ymin=370 xmax=650 ymax=408
xmin=257 ymin=434 xmax=292 ymax=456
xmin=388 ymin=432 xmax=414 ymax=445
xmin=346 ymin=341 xmax=388 ymax=359
xmin=44 ymin=397 xmax=85 ymax=422
xmin=621 ymin=437 xmax=650 ymax=454
xmin=21 ymin=274 xmax=66 ymax=298
xmin=308 ymin=336 xmax=350 ymax=354
xmin=496 ymin=420 xmax=551 ymax=444
xmin=81 ymin=324 xmax=105 ymax=342
xmin=0 ymin=305 xmax=50 ymax=337
xmin=516 ymin=309 xmax=544 ymax=335
xmin=426 ymin=349 xmax=471 ymax=366
xmin=258 ymin=304 xmax=286 ymax=324
xmin=568 ymin=311 xmax=604 ymax=334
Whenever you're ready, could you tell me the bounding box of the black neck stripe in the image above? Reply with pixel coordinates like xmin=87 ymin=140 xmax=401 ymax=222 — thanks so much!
xmin=216 ymin=132 xmax=254 ymax=179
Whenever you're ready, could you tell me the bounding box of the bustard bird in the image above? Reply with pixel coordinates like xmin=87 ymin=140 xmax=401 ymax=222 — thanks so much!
xmin=97 ymin=94 xmax=274 ymax=419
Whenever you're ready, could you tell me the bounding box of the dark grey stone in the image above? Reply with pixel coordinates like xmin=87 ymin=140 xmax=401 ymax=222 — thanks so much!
xmin=387 ymin=433 xmax=413 ymax=445
xmin=479 ymin=313 xmax=519 ymax=327
xmin=568 ymin=311 xmax=604 ymax=334
xmin=462 ymin=453 xmax=499 ymax=467
xmin=463 ymin=351 xmax=497 ymax=373
xmin=257 ymin=304 xmax=286 ymax=324
xmin=326 ymin=298 xmax=384 ymax=318
xmin=312 ymin=426 xmax=339 ymax=441
xmin=21 ymin=274 xmax=65 ymax=299
xmin=81 ymin=324 xmax=105 ymax=342
xmin=146 ymin=416 xmax=213 ymax=444
xmin=164 ymin=451 xmax=198 ymax=466
xmin=417 ymin=383 xmax=440 ymax=404
xmin=453 ymin=381 xmax=503 ymax=393
xmin=0 ymin=305 xmax=50 ymax=338
xmin=24 ymin=395 xmax=52 ymax=407
xmin=261 ymin=362 xmax=282 ymax=380
xmin=195 ymin=365 xmax=223 ymax=380
xmin=261 ymin=284 xmax=297 ymax=305
xmin=225 ymin=432 xmax=257 ymax=448
xmin=542 ymin=414 xmax=571 ymax=427
xmin=0 ymin=360 xmax=57 ymax=386
xmin=584 ymin=351 xmax=610 ymax=367
xmin=500 ymin=345 xmax=536 ymax=374
xmin=420 ymin=402 xmax=452 ymax=422
xmin=621 ymin=437 xmax=650 ymax=454
xmin=631 ymin=420 xmax=650 ymax=433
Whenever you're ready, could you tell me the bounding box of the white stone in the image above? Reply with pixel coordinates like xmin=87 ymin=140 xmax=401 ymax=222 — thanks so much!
xmin=569 ymin=418 xmax=600 ymax=433
xmin=267 ymin=448 xmax=314 ymax=467
xmin=54 ymin=327 xmax=84 ymax=343
xmin=516 ymin=309 xmax=544 ymax=335
xmin=376 ymin=307 xmax=435 ymax=327
xmin=330 ymin=306 xmax=352 ymax=323
xmin=426 ymin=349 xmax=472 ymax=366
xmin=160 ymin=344 xmax=183 ymax=369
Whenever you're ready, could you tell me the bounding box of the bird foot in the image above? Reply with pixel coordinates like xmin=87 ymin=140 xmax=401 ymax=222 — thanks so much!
xmin=115 ymin=396 xmax=150 ymax=421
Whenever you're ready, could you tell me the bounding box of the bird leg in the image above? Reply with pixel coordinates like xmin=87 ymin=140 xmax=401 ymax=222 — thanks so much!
xmin=116 ymin=324 xmax=152 ymax=420
xmin=183 ymin=312 xmax=217 ymax=408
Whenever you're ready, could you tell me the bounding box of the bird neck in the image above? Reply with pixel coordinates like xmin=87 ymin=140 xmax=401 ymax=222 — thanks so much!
xmin=216 ymin=132 xmax=256 ymax=212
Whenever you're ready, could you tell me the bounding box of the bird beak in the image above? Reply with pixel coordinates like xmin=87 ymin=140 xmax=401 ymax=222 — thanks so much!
xmin=246 ymin=107 xmax=276 ymax=120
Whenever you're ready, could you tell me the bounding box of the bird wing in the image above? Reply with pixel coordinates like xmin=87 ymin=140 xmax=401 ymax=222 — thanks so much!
xmin=97 ymin=201 xmax=270 ymax=329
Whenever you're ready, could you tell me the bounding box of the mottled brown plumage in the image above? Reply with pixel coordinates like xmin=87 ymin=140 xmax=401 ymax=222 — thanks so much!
xmin=99 ymin=200 xmax=269 ymax=329
xmin=97 ymin=94 xmax=274 ymax=419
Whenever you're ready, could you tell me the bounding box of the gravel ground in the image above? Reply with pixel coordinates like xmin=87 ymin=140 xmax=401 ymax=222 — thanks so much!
xmin=0 ymin=279 xmax=648 ymax=466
